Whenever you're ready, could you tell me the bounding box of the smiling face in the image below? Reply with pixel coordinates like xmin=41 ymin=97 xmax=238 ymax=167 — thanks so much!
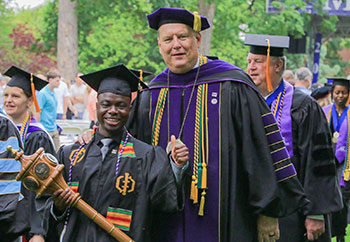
xmin=158 ymin=23 xmax=201 ymax=74
xmin=332 ymin=85 xmax=349 ymax=108
xmin=3 ymin=86 xmax=32 ymax=122
xmin=96 ymin=92 xmax=131 ymax=137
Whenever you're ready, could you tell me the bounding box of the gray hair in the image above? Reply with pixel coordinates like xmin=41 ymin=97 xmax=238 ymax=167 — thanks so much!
xmin=271 ymin=56 xmax=286 ymax=75
xmin=295 ymin=67 xmax=312 ymax=82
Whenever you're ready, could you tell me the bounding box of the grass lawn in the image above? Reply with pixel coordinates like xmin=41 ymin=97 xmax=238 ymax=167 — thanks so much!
xmin=331 ymin=225 xmax=350 ymax=241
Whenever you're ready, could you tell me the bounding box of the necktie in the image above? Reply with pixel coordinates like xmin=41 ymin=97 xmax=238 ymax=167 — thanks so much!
xmin=100 ymin=138 xmax=113 ymax=161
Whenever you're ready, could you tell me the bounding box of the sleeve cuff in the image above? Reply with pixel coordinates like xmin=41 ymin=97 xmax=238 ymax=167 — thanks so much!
xmin=306 ymin=215 xmax=325 ymax=221
xmin=170 ymin=155 xmax=189 ymax=184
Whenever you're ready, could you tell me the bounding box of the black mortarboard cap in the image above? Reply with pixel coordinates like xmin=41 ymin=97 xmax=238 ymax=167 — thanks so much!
xmin=244 ymin=34 xmax=290 ymax=57
xmin=80 ymin=64 xmax=140 ymax=97
xmin=4 ymin=66 xmax=48 ymax=94
xmin=327 ymin=78 xmax=350 ymax=88
xmin=147 ymin=7 xmax=210 ymax=32
xmin=311 ymin=85 xmax=332 ymax=100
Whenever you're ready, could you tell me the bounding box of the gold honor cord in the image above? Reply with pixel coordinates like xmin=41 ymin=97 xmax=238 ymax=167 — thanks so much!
xmin=343 ymin=108 xmax=350 ymax=181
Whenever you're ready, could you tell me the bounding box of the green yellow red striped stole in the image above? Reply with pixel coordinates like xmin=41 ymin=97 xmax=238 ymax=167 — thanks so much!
xmin=69 ymin=182 xmax=79 ymax=193
xmin=151 ymin=55 xmax=208 ymax=146
xmin=118 ymin=141 xmax=136 ymax=158
xmin=190 ymin=83 xmax=209 ymax=216
xmin=106 ymin=207 xmax=133 ymax=231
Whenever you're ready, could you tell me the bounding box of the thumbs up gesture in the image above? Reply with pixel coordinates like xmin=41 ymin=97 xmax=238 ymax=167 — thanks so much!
xmin=170 ymin=135 xmax=189 ymax=166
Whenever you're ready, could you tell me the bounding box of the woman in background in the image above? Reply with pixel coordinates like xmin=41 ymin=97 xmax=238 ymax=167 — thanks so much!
xmin=323 ymin=78 xmax=350 ymax=242
xmin=3 ymin=66 xmax=57 ymax=242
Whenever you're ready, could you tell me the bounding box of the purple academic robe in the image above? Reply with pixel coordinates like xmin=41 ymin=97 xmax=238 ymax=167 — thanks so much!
xmin=129 ymin=59 xmax=307 ymax=241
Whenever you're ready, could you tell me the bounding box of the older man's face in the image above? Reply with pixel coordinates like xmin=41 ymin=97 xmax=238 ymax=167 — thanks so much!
xmin=158 ymin=23 xmax=201 ymax=74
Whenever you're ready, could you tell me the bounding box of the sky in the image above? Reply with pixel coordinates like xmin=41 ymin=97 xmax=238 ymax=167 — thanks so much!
xmin=10 ymin=0 xmax=46 ymax=9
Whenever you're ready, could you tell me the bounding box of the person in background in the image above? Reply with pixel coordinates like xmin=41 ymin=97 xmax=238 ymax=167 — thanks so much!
xmin=86 ymin=84 xmax=97 ymax=128
xmin=70 ymin=73 xmax=87 ymax=120
xmin=3 ymin=66 xmax=57 ymax=242
xmin=311 ymin=83 xmax=332 ymax=107
xmin=245 ymin=33 xmax=342 ymax=241
xmin=322 ymin=78 xmax=350 ymax=242
xmin=294 ymin=67 xmax=313 ymax=95
xmin=283 ymin=70 xmax=296 ymax=86
xmin=0 ymin=74 xmax=9 ymax=109
xmin=37 ymin=69 xmax=60 ymax=151
xmin=54 ymin=78 xmax=70 ymax=120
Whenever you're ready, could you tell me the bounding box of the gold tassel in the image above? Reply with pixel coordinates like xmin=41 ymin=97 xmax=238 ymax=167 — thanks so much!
xmin=190 ymin=176 xmax=198 ymax=204
xmin=198 ymin=190 xmax=206 ymax=216
xmin=265 ymin=39 xmax=273 ymax=93
xmin=201 ymin=161 xmax=207 ymax=189
xmin=193 ymin=11 xmax=201 ymax=32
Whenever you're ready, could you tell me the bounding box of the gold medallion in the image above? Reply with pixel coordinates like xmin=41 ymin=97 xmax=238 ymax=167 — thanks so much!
xmin=332 ymin=131 xmax=339 ymax=143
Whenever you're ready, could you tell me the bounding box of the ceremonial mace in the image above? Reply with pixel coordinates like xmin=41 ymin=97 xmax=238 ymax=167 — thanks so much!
xmin=7 ymin=146 xmax=134 ymax=242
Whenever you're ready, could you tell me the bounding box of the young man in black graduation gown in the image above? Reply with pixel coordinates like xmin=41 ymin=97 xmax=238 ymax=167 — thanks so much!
xmin=245 ymin=34 xmax=342 ymax=241
xmin=126 ymin=7 xmax=308 ymax=242
xmin=45 ymin=64 xmax=189 ymax=242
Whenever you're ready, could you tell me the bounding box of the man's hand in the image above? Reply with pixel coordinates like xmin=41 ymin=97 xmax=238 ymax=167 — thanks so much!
xmin=29 ymin=234 xmax=45 ymax=242
xmin=170 ymin=135 xmax=189 ymax=166
xmin=257 ymin=214 xmax=280 ymax=242
xmin=77 ymin=129 xmax=93 ymax=145
xmin=52 ymin=188 xmax=75 ymax=212
xmin=305 ymin=217 xmax=325 ymax=241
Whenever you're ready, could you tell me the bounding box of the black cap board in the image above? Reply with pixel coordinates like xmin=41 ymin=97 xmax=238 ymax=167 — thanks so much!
xmin=147 ymin=7 xmax=210 ymax=32
xmin=80 ymin=64 xmax=140 ymax=97
xmin=311 ymin=85 xmax=332 ymax=100
xmin=4 ymin=66 xmax=48 ymax=95
xmin=327 ymin=78 xmax=350 ymax=88
xmin=244 ymin=34 xmax=290 ymax=57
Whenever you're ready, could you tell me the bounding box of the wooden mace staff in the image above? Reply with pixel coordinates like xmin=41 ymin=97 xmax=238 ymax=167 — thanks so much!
xmin=7 ymin=146 xmax=134 ymax=242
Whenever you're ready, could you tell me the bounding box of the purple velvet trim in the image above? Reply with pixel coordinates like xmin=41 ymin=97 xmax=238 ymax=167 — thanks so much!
xmin=150 ymin=82 xmax=221 ymax=241
xmin=261 ymin=113 xmax=277 ymax=125
xmin=271 ymin=148 xmax=290 ymax=163
xmin=271 ymin=81 xmax=294 ymax=157
xmin=266 ymin=131 xmax=285 ymax=144
xmin=275 ymin=164 xmax=297 ymax=181
xmin=151 ymin=60 xmax=240 ymax=84
xmin=17 ymin=117 xmax=43 ymax=139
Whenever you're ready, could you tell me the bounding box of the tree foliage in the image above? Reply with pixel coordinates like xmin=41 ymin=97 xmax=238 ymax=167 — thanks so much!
xmin=1 ymin=0 xmax=348 ymax=81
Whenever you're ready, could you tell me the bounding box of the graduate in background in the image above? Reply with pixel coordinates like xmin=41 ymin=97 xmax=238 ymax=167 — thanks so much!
xmin=3 ymin=66 xmax=57 ymax=242
xmin=322 ymin=78 xmax=350 ymax=242
xmin=245 ymin=33 xmax=342 ymax=242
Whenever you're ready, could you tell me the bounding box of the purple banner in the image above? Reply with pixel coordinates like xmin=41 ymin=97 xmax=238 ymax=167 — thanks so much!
xmin=312 ymin=33 xmax=322 ymax=84
xmin=266 ymin=0 xmax=350 ymax=16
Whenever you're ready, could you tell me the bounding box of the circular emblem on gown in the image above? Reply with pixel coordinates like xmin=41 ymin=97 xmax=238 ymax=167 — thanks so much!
xmin=332 ymin=131 xmax=339 ymax=143
xmin=211 ymin=98 xmax=218 ymax=104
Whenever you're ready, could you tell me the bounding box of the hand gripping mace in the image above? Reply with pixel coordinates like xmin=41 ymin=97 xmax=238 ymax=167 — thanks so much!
xmin=7 ymin=146 xmax=134 ymax=242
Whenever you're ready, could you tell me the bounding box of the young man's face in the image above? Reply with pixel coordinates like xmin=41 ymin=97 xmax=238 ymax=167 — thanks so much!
xmin=96 ymin=92 xmax=131 ymax=137
xmin=49 ymin=76 xmax=60 ymax=89
xmin=158 ymin=23 xmax=201 ymax=74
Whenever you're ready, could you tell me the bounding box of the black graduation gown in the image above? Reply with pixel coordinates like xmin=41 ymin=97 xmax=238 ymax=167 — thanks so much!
xmin=128 ymin=60 xmax=308 ymax=241
xmin=0 ymin=114 xmax=26 ymax=242
xmin=46 ymin=130 xmax=180 ymax=242
xmin=24 ymin=128 xmax=57 ymax=239
xmin=278 ymin=90 xmax=343 ymax=242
